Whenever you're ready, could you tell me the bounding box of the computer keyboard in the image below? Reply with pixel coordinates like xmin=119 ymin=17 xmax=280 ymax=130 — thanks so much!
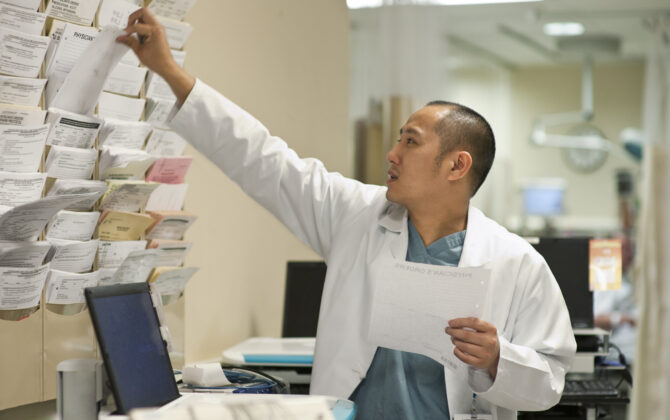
xmin=562 ymin=379 xmax=619 ymax=398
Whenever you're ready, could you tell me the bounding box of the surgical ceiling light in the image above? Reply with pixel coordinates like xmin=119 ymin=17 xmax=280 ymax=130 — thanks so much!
xmin=530 ymin=36 xmax=624 ymax=172
xmin=346 ymin=0 xmax=542 ymax=9
xmin=543 ymin=22 xmax=585 ymax=37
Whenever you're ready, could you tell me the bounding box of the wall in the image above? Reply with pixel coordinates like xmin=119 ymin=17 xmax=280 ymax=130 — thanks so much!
xmin=181 ymin=1 xmax=351 ymax=363
xmin=508 ymin=62 xmax=643 ymax=231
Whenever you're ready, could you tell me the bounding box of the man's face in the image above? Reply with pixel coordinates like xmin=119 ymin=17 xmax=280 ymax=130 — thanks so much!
xmin=385 ymin=106 xmax=451 ymax=207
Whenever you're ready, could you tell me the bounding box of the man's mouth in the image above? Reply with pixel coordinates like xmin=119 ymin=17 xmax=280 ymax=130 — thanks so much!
xmin=387 ymin=171 xmax=398 ymax=183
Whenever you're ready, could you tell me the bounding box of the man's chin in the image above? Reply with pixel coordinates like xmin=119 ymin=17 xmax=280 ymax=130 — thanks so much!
xmin=385 ymin=189 xmax=402 ymax=205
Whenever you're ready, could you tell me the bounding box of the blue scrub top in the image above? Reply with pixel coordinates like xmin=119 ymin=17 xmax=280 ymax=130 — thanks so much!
xmin=350 ymin=219 xmax=466 ymax=419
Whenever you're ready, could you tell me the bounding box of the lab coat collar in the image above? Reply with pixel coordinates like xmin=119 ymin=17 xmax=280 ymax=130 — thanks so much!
xmin=378 ymin=201 xmax=406 ymax=233
xmin=459 ymin=205 xmax=494 ymax=268
xmin=378 ymin=201 xmax=494 ymax=268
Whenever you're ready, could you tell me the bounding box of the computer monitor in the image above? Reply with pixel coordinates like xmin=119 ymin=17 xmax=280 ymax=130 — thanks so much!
xmin=522 ymin=179 xmax=566 ymax=216
xmin=85 ymin=283 xmax=180 ymax=413
xmin=531 ymin=237 xmax=594 ymax=329
xmin=282 ymin=261 xmax=326 ymax=338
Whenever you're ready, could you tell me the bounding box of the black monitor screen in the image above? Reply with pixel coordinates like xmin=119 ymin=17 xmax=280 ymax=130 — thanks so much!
xmin=85 ymin=283 xmax=180 ymax=413
xmin=282 ymin=261 xmax=326 ymax=338
xmin=532 ymin=237 xmax=594 ymax=329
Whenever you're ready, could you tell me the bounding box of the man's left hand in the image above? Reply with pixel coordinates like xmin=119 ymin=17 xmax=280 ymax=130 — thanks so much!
xmin=446 ymin=317 xmax=500 ymax=379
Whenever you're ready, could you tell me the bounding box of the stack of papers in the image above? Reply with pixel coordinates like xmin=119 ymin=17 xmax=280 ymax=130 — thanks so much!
xmin=0 ymin=75 xmax=47 ymax=107
xmin=0 ymin=125 xmax=49 ymax=173
xmin=148 ymin=266 xmax=198 ymax=297
xmin=0 ymin=28 xmax=49 ymax=78
xmin=46 ymin=0 xmax=101 ymax=26
xmin=147 ymin=239 xmax=192 ymax=267
xmin=145 ymin=210 xmax=197 ymax=240
xmin=98 ymin=118 xmax=152 ymax=150
xmin=96 ymin=209 xmax=154 ymax=241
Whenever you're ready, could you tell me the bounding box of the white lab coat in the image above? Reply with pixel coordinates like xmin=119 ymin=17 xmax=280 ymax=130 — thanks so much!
xmin=170 ymin=79 xmax=577 ymax=419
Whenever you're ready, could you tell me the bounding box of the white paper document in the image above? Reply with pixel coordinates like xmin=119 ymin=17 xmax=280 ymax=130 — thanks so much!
xmin=99 ymin=180 xmax=159 ymax=212
xmin=151 ymin=266 xmax=198 ymax=296
xmin=146 ymin=71 xmax=175 ymax=101
xmin=97 ymin=240 xmax=146 ymax=268
xmin=46 ymin=210 xmax=100 ymax=241
xmin=46 ymin=0 xmax=101 ymax=26
xmin=99 ymin=146 xmax=155 ymax=180
xmin=45 ymin=23 xmax=99 ymax=107
xmin=97 ymin=0 xmax=142 ymax=29
xmin=98 ymin=92 xmax=146 ymax=121
xmin=155 ymin=16 xmax=192 ymax=50
xmin=45 ymin=145 xmax=97 ymax=180
xmin=104 ymin=62 xmax=147 ymax=97
xmin=145 ymin=97 xmax=175 ymax=129
xmin=46 ymin=179 xmax=107 ymax=210
xmin=97 ymin=267 xmax=116 ymax=285
xmin=46 ymin=109 xmax=102 ymax=148
xmin=368 ymin=260 xmax=490 ymax=370
xmin=0 ymin=171 xmax=46 ymax=207
xmin=171 ymin=49 xmax=186 ymax=67
xmin=145 ymin=211 xmax=197 ymax=240
xmin=46 ymin=269 xmax=100 ymax=304
xmin=0 ymin=75 xmax=47 ymax=107
xmin=145 ymin=128 xmax=187 ymax=156
xmin=0 ymin=104 xmax=46 ymax=126
xmin=0 ymin=192 xmax=101 ymax=241
xmin=145 ymin=183 xmax=188 ymax=211
xmin=111 ymin=249 xmax=160 ymax=284
xmin=119 ymin=48 xmax=140 ymax=67
xmin=99 ymin=118 xmax=151 ymax=150
xmin=0 ymin=264 xmax=49 ymax=310
xmin=147 ymin=0 xmax=196 ymax=21
xmin=52 ymin=26 xmax=130 ymax=115
xmin=1 ymin=0 xmax=42 ymax=11
xmin=48 ymin=238 xmax=99 ymax=273
xmin=44 ymin=19 xmax=66 ymax=75
xmin=0 ymin=3 xmax=46 ymax=36
xmin=0 ymin=28 xmax=50 ymax=78
xmin=148 ymin=239 xmax=192 ymax=267
xmin=0 ymin=124 xmax=49 ymax=173
xmin=0 ymin=241 xmax=52 ymax=268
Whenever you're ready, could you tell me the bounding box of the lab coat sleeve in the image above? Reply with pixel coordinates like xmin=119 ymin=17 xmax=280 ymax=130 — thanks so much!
xmin=169 ymin=79 xmax=380 ymax=258
xmin=469 ymin=255 xmax=577 ymax=411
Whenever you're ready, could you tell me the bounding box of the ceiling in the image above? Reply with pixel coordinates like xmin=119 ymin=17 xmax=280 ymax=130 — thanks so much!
xmin=351 ymin=0 xmax=670 ymax=68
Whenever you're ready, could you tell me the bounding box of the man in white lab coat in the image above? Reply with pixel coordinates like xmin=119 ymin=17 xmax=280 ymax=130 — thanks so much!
xmin=119 ymin=9 xmax=576 ymax=419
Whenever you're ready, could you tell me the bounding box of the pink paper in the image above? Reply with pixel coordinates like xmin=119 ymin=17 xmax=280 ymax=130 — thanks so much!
xmin=145 ymin=156 xmax=192 ymax=184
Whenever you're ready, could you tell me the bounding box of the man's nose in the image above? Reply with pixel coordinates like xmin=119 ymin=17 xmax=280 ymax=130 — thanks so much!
xmin=387 ymin=142 xmax=400 ymax=164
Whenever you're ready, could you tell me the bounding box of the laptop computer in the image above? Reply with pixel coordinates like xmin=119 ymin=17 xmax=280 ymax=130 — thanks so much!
xmin=85 ymin=282 xmax=182 ymax=414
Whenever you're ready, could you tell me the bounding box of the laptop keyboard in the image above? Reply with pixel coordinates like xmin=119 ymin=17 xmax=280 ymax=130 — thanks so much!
xmin=562 ymin=379 xmax=619 ymax=397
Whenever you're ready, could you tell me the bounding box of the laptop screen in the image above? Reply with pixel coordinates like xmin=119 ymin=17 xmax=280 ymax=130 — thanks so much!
xmin=85 ymin=283 xmax=180 ymax=414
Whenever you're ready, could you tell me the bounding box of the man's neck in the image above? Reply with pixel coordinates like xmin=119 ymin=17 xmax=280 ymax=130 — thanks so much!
xmin=408 ymin=201 xmax=469 ymax=247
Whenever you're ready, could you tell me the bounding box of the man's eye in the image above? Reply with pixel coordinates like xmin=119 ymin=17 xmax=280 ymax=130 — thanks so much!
xmin=406 ymin=138 xmax=415 ymax=144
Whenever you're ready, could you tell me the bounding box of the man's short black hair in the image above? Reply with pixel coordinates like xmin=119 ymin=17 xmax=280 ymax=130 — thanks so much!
xmin=426 ymin=100 xmax=495 ymax=196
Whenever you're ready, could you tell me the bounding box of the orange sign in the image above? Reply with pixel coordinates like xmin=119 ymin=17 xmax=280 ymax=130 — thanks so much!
xmin=589 ymin=239 xmax=622 ymax=291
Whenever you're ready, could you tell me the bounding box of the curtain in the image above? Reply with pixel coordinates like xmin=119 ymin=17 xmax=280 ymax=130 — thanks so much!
xmin=630 ymin=20 xmax=670 ymax=419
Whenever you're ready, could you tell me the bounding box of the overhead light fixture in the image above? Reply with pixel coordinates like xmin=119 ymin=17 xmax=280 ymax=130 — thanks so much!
xmin=430 ymin=0 xmax=543 ymax=4
xmin=347 ymin=0 xmax=542 ymax=9
xmin=347 ymin=0 xmax=382 ymax=8
xmin=543 ymin=22 xmax=585 ymax=36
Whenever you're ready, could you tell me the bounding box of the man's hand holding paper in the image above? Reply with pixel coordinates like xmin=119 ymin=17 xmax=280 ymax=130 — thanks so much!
xmin=446 ymin=317 xmax=501 ymax=378
xmin=368 ymin=259 xmax=491 ymax=371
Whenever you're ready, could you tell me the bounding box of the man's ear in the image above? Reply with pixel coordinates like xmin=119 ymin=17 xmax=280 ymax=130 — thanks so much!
xmin=446 ymin=151 xmax=472 ymax=181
